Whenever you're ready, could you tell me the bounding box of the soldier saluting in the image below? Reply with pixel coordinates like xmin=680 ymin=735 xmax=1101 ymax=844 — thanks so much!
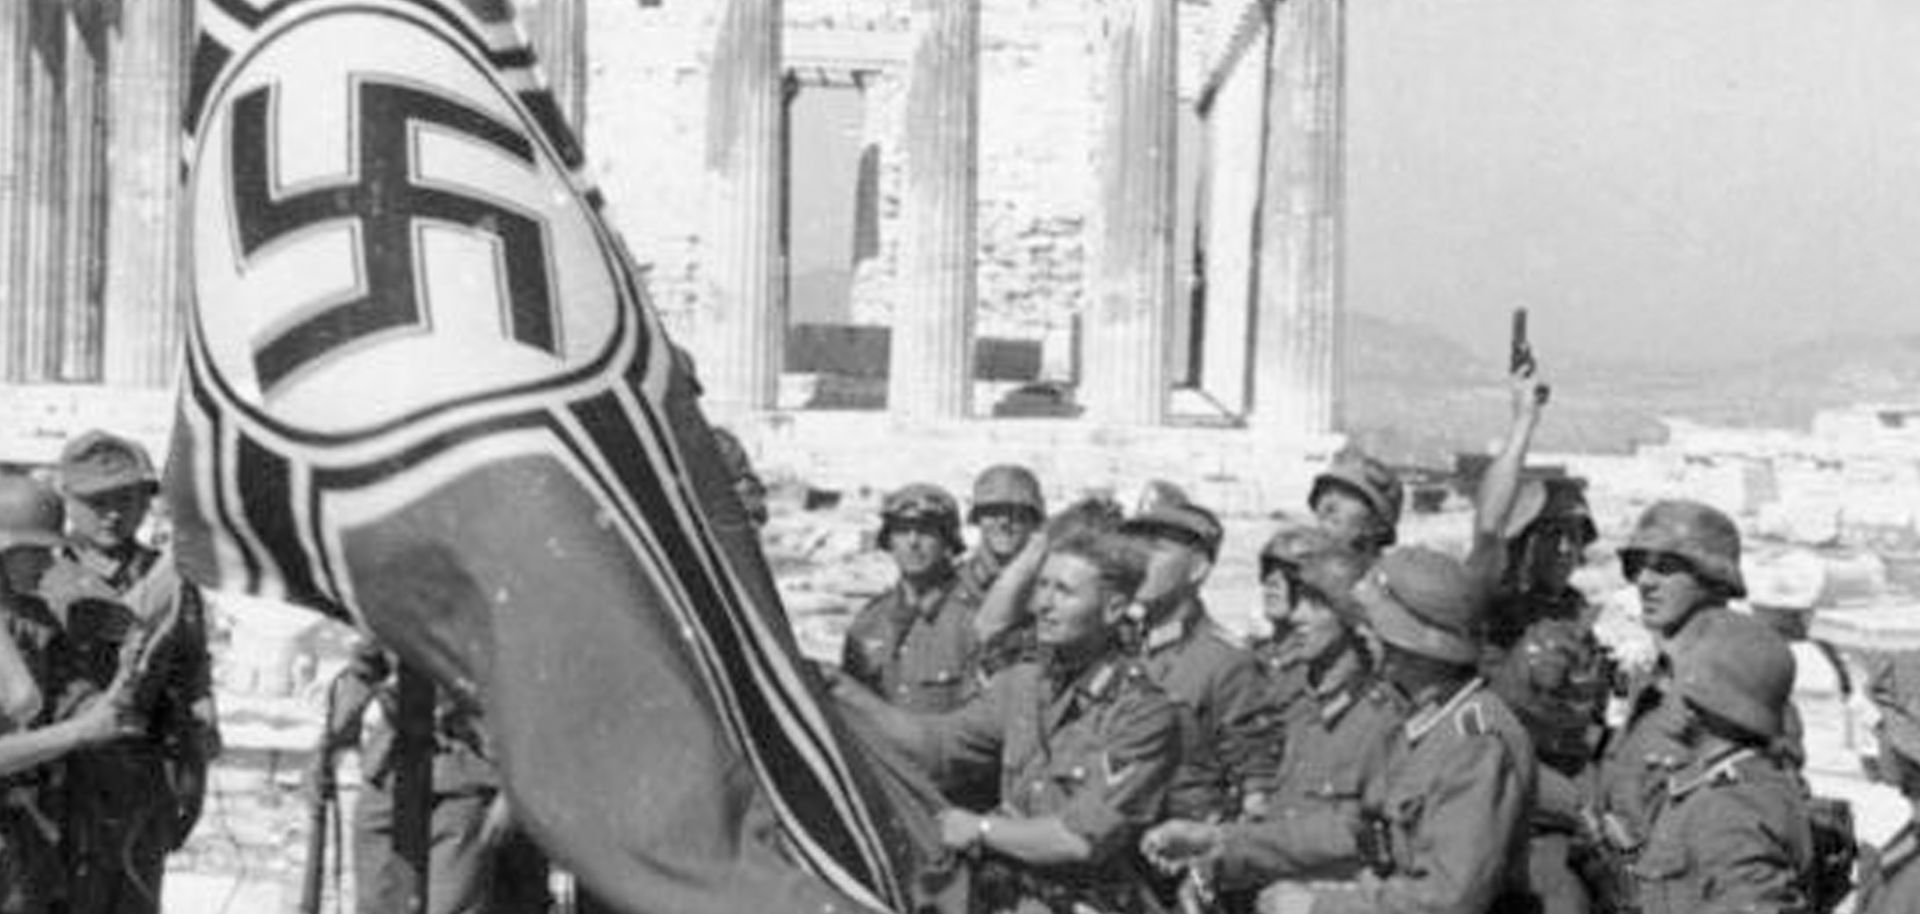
xmin=834 ymin=531 xmax=1182 ymax=914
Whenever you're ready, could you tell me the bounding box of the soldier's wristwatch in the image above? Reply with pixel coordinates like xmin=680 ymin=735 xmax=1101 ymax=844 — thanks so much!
xmin=974 ymin=815 xmax=993 ymax=852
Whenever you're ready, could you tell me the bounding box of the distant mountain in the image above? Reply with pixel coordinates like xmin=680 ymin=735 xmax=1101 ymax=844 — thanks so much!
xmin=1340 ymin=315 xmax=1920 ymax=467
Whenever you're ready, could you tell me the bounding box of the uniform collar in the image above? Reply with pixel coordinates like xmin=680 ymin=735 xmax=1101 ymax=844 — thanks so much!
xmin=1668 ymin=746 xmax=1758 ymax=799
xmin=894 ymin=566 xmax=960 ymax=620
xmin=1405 ymin=676 xmax=1485 ymax=744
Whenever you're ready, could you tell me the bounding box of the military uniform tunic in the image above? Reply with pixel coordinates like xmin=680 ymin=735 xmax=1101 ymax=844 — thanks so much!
xmin=1283 ymin=677 xmax=1536 ymax=914
xmin=1139 ymin=608 xmax=1273 ymax=818
xmin=43 ymin=545 xmax=218 ymax=914
xmin=842 ymin=571 xmax=984 ymax=714
xmin=1215 ymin=642 xmax=1409 ymax=888
xmin=0 ymin=595 xmax=74 ymax=914
xmin=1630 ymin=747 xmax=1812 ymax=914
xmin=922 ymin=656 xmax=1182 ymax=913
xmin=1859 ymin=823 xmax=1920 ymax=914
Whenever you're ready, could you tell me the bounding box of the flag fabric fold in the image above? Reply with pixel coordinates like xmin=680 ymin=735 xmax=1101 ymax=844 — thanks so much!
xmin=165 ymin=2 xmax=953 ymax=910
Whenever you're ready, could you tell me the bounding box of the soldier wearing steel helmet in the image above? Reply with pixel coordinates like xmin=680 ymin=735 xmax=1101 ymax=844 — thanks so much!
xmin=1140 ymin=530 xmax=1411 ymax=898
xmin=841 ymin=483 xmax=985 ymax=715
xmin=1248 ymin=521 xmax=1374 ymax=724
xmin=1309 ymin=451 xmax=1404 ymax=565
xmin=1470 ymin=365 xmax=1610 ymax=914
xmin=1577 ymin=500 xmax=1805 ymax=914
xmin=1855 ymin=650 xmax=1920 ymax=914
xmin=0 ymin=474 xmax=140 ymax=914
xmin=959 ymin=464 xmax=1047 ymax=599
xmin=1627 ymin=616 xmax=1812 ymax=914
xmin=1253 ymin=547 xmax=1537 ymax=914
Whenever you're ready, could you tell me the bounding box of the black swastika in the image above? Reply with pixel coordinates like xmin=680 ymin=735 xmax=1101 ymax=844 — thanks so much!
xmin=230 ymin=79 xmax=558 ymax=391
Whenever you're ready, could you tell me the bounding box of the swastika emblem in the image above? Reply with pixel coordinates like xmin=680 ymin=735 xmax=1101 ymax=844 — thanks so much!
xmin=229 ymin=79 xmax=559 ymax=392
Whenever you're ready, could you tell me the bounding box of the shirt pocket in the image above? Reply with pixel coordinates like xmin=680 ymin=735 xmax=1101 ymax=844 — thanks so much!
xmin=1629 ymin=838 xmax=1692 ymax=913
xmin=911 ymin=669 xmax=969 ymax=709
xmin=1302 ymin=758 xmax=1368 ymax=802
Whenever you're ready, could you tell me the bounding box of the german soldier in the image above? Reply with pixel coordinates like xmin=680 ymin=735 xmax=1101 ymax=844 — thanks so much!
xmin=1141 ymin=532 xmax=1410 ymax=895
xmin=1119 ymin=499 xmax=1271 ymax=821
xmin=1257 ymin=547 xmax=1537 ymax=914
xmin=44 ymin=431 xmax=218 ymax=914
xmin=1856 ymin=647 xmax=1920 ymax=913
xmin=841 ymin=483 xmax=984 ymax=714
xmin=1588 ymin=500 xmax=1799 ymax=873
xmin=0 ymin=475 xmax=140 ymax=914
xmin=1628 ymin=618 xmax=1812 ymax=914
xmin=961 ymin=465 xmax=1047 ymax=598
xmin=837 ymin=531 xmax=1183 ymax=914
xmin=1471 ymin=366 xmax=1609 ymax=914
xmin=1308 ymin=452 xmax=1404 ymax=566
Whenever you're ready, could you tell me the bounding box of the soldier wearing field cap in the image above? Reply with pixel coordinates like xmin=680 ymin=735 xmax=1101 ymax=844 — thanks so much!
xmin=47 ymin=430 xmax=218 ymax=914
xmin=1627 ymin=618 xmax=1812 ymax=914
xmin=1119 ymin=498 xmax=1271 ymax=821
xmin=841 ymin=483 xmax=984 ymax=715
xmin=959 ymin=464 xmax=1047 ymax=599
xmin=1309 ymin=451 xmax=1404 ymax=564
xmin=1256 ymin=547 xmax=1537 ymax=914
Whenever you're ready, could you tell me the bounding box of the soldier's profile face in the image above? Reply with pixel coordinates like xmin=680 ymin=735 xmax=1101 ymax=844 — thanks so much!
xmin=1134 ymin=536 xmax=1203 ymax=610
xmin=1313 ymin=488 xmax=1374 ymax=547
xmin=1632 ymin=552 xmax=1713 ymax=635
xmin=1032 ymin=552 xmax=1118 ymax=650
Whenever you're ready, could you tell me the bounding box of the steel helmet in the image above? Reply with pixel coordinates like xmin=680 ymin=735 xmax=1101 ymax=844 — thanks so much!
xmin=1620 ymin=500 xmax=1746 ymax=598
xmin=1354 ymin=547 xmax=1484 ymax=665
xmin=1504 ymin=477 xmax=1598 ymax=546
xmin=0 ymin=475 xmax=66 ymax=553
xmin=878 ymin=483 xmax=965 ymax=554
xmin=1676 ymin=612 xmax=1794 ymax=741
xmin=1310 ymin=452 xmax=1405 ymax=546
xmin=968 ymin=464 xmax=1045 ymax=522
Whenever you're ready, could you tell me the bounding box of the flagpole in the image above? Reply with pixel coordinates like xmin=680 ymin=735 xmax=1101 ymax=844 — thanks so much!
xmin=393 ymin=662 xmax=437 ymax=913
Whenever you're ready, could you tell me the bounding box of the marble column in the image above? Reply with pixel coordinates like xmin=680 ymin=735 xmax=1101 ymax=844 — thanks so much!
xmin=1252 ymin=0 xmax=1344 ymax=437
xmin=102 ymin=0 xmax=192 ymax=388
xmin=1083 ymin=0 xmax=1177 ymax=425
xmin=0 ymin=2 xmax=28 ymax=383
xmin=60 ymin=9 xmax=108 ymax=382
xmin=518 ymin=0 xmax=587 ymax=138
xmin=699 ymin=0 xmax=784 ymax=416
xmin=890 ymin=0 xmax=979 ymax=420
xmin=16 ymin=2 xmax=67 ymax=383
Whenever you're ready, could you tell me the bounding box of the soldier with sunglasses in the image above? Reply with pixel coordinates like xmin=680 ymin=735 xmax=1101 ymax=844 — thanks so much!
xmin=1577 ymin=500 xmax=1798 ymax=913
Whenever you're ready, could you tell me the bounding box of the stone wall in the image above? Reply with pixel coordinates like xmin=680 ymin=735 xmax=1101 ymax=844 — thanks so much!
xmin=583 ymin=0 xmax=1217 ymax=348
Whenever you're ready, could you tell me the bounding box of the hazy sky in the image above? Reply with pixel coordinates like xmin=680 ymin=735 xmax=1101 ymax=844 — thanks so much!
xmin=1346 ymin=0 xmax=1920 ymax=366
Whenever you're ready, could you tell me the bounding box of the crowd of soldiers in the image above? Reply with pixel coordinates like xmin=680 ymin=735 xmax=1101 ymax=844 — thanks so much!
xmin=0 ymin=431 xmax=216 ymax=914
xmin=825 ymin=366 xmax=1920 ymax=914
xmin=4 ymin=368 xmax=1920 ymax=914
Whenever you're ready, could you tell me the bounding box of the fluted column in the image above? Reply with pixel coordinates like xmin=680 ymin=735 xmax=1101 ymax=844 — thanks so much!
xmin=517 ymin=0 xmax=587 ymax=138
xmin=103 ymin=0 xmax=192 ymax=387
xmin=1252 ymin=0 xmax=1345 ymax=437
xmin=889 ymin=0 xmax=978 ymax=420
xmin=16 ymin=2 xmax=66 ymax=383
xmin=1084 ymin=0 xmax=1176 ymax=426
xmin=699 ymin=0 xmax=784 ymax=416
xmin=0 ymin=2 xmax=28 ymax=382
xmin=60 ymin=10 xmax=108 ymax=382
